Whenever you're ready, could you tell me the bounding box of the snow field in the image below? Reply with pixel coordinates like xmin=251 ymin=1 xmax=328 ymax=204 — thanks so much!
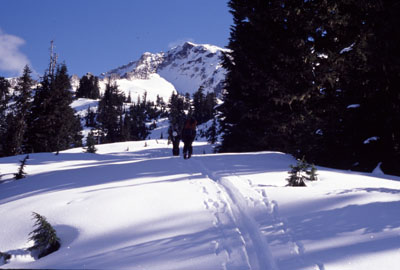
xmin=99 ymin=74 xmax=177 ymax=103
xmin=1 ymin=141 xmax=400 ymax=270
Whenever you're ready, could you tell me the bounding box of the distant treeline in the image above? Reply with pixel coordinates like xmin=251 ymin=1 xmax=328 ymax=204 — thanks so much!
xmin=0 ymin=58 xmax=218 ymax=157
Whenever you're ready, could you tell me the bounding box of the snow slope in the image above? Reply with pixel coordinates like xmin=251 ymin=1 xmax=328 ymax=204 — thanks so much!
xmin=1 ymin=140 xmax=400 ymax=270
xmin=98 ymin=74 xmax=177 ymax=103
xmin=157 ymin=42 xmax=227 ymax=96
xmin=100 ymin=42 xmax=228 ymax=100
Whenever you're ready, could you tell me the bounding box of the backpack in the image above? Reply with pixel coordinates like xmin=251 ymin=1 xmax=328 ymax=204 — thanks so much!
xmin=182 ymin=118 xmax=197 ymax=140
xmin=184 ymin=118 xmax=197 ymax=130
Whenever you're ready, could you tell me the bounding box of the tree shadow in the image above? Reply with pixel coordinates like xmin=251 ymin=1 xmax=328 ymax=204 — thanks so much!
xmin=53 ymin=224 xmax=80 ymax=248
xmin=288 ymin=200 xmax=400 ymax=239
xmin=333 ymin=187 xmax=400 ymax=196
xmin=260 ymin=195 xmax=400 ymax=270
xmin=48 ymin=212 xmax=241 ymax=270
xmin=0 ymin=150 xmax=294 ymax=205
xmin=192 ymin=151 xmax=295 ymax=179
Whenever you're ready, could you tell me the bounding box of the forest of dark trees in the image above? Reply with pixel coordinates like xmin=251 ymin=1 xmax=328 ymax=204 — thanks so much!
xmin=219 ymin=0 xmax=400 ymax=175
xmin=0 ymin=64 xmax=82 ymax=156
xmin=0 ymin=57 xmax=217 ymax=158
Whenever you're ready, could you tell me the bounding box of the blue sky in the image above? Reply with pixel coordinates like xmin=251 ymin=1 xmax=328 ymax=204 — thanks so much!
xmin=0 ymin=0 xmax=232 ymax=78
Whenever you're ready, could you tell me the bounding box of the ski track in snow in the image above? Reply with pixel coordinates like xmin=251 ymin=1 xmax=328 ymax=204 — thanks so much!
xmin=183 ymin=160 xmax=250 ymax=270
xmin=189 ymin=155 xmax=325 ymax=270
xmin=246 ymin=178 xmax=325 ymax=270
xmin=189 ymin=157 xmax=279 ymax=270
xmin=3 ymin=146 xmax=399 ymax=269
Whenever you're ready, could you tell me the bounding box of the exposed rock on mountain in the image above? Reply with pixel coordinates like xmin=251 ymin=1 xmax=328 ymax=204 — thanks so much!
xmin=100 ymin=42 xmax=228 ymax=97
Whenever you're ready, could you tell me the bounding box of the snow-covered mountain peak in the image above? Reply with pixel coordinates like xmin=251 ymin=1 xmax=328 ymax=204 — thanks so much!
xmin=169 ymin=41 xmax=226 ymax=54
xmin=100 ymin=51 xmax=163 ymax=80
xmin=125 ymin=52 xmax=164 ymax=80
xmin=101 ymin=41 xmax=228 ymax=96
xmin=158 ymin=41 xmax=227 ymax=95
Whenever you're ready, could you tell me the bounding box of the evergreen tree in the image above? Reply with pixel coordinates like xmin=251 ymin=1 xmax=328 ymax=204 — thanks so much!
xmin=97 ymin=79 xmax=124 ymax=143
xmin=219 ymin=1 xmax=400 ymax=176
xmin=286 ymin=157 xmax=317 ymax=186
xmin=52 ymin=64 xmax=83 ymax=152
xmin=85 ymin=106 xmax=97 ymax=128
xmin=0 ymin=76 xmax=10 ymax=114
xmin=14 ymin=155 xmax=29 ymax=180
xmin=306 ymin=1 xmax=400 ymax=175
xmin=156 ymin=94 xmax=167 ymax=117
xmin=124 ymin=102 xmax=149 ymax=141
xmin=206 ymin=116 xmax=218 ymax=144
xmin=120 ymin=109 xmax=132 ymax=141
xmin=286 ymin=163 xmax=307 ymax=187
xmin=75 ymin=73 xmax=100 ymax=99
xmin=219 ymin=0 xmax=315 ymax=154
xmin=26 ymin=73 xmax=53 ymax=152
xmin=27 ymin=64 xmax=82 ymax=153
xmin=0 ymin=77 xmax=11 ymax=157
xmin=85 ymin=130 xmax=97 ymax=153
xmin=204 ymin=91 xmax=217 ymax=123
xmin=126 ymin=92 xmax=132 ymax=103
xmin=192 ymin=86 xmax=206 ymax=124
xmin=4 ymin=66 xmax=34 ymax=156
xmin=307 ymin=164 xmax=318 ymax=181
xmin=183 ymin=92 xmax=191 ymax=111
xmin=28 ymin=212 xmax=60 ymax=259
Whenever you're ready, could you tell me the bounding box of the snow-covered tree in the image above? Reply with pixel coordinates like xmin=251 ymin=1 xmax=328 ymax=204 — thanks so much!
xmin=28 ymin=212 xmax=60 ymax=259
xmin=287 ymin=158 xmax=318 ymax=186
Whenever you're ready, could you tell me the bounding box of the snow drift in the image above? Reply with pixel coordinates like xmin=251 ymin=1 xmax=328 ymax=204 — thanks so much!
xmin=1 ymin=139 xmax=399 ymax=270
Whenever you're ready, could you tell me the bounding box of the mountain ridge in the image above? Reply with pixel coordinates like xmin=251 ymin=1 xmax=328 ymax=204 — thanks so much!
xmin=100 ymin=41 xmax=228 ymax=97
xmin=5 ymin=42 xmax=228 ymax=102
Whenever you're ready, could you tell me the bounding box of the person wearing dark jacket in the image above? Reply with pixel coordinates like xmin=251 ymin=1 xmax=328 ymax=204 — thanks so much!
xmin=181 ymin=117 xmax=197 ymax=159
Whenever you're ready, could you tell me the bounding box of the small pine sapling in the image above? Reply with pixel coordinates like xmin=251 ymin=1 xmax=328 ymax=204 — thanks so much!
xmin=85 ymin=130 xmax=97 ymax=154
xmin=287 ymin=157 xmax=319 ymax=186
xmin=307 ymin=164 xmax=318 ymax=181
xmin=28 ymin=212 xmax=60 ymax=259
xmin=14 ymin=155 xmax=29 ymax=180
xmin=287 ymin=162 xmax=307 ymax=186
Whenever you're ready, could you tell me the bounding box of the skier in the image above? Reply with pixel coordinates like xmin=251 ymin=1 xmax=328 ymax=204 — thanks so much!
xmin=182 ymin=117 xmax=197 ymax=159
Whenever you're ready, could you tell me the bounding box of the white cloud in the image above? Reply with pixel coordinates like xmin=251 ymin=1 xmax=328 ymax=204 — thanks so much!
xmin=168 ymin=38 xmax=195 ymax=49
xmin=0 ymin=28 xmax=31 ymax=75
